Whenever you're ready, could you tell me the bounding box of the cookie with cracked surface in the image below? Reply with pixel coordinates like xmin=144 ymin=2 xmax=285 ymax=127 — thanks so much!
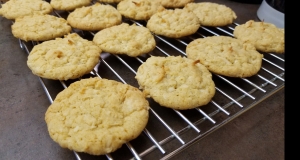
xmin=117 ymin=0 xmax=164 ymax=21
xmin=93 ymin=23 xmax=156 ymax=57
xmin=50 ymin=0 xmax=92 ymax=11
xmin=0 ymin=0 xmax=53 ymax=20
xmin=67 ymin=3 xmax=122 ymax=31
xmin=233 ymin=20 xmax=285 ymax=54
xmin=184 ymin=2 xmax=237 ymax=27
xmin=11 ymin=14 xmax=72 ymax=42
xmin=27 ymin=33 xmax=101 ymax=80
xmin=186 ymin=36 xmax=263 ymax=78
xmin=135 ymin=56 xmax=215 ymax=110
xmin=161 ymin=0 xmax=194 ymax=8
xmin=45 ymin=77 xmax=149 ymax=155
xmin=146 ymin=8 xmax=200 ymax=38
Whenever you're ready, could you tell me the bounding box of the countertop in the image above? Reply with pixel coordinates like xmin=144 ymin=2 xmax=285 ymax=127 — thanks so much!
xmin=0 ymin=0 xmax=284 ymax=160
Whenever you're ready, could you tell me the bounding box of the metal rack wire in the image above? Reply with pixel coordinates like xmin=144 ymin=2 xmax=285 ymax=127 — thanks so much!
xmin=3 ymin=1 xmax=284 ymax=159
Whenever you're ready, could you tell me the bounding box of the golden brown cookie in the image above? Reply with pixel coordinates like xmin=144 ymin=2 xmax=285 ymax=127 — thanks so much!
xmin=27 ymin=33 xmax=101 ymax=80
xmin=0 ymin=0 xmax=53 ymax=20
xmin=117 ymin=0 xmax=164 ymax=21
xmin=135 ymin=56 xmax=215 ymax=110
xmin=186 ymin=36 xmax=263 ymax=78
xmin=45 ymin=77 xmax=149 ymax=155
xmin=146 ymin=8 xmax=200 ymax=38
xmin=67 ymin=3 xmax=122 ymax=31
xmin=11 ymin=14 xmax=72 ymax=42
xmin=233 ymin=20 xmax=285 ymax=54
xmin=184 ymin=2 xmax=237 ymax=27
xmin=50 ymin=0 xmax=92 ymax=11
xmin=93 ymin=23 xmax=156 ymax=57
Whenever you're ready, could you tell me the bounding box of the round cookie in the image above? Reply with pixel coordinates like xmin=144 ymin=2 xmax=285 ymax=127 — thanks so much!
xmin=67 ymin=3 xmax=122 ymax=31
xmin=135 ymin=56 xmax=216 ymax=110
xmin=233 ymin=20 xmax=285 ymax=54
xmin=184 ymin=2 xmax=237 ymax=27
xmin=27 ymin=33 xmax=101 ymax=80
xmin=161 ymin=0 xmax=194 ymax=8
xmin=11 ymin=14 xmax=72 ymax=42
xmin=93 ymin=23 xmax=156 ymax=57
xmin=0 ymin=0 xmax=53 ymax=20
xmin=50 ymin=0 xmax=92 ymax=11
xmin=117 ymin=0 xmax=164 ymax=21
xmin=146 ymin=8 xmax=201 ymax=38
xmin=45 ymin=77 xmax=149 ymax=155
xmin=186 ymin=36 xmax=264 ymax=78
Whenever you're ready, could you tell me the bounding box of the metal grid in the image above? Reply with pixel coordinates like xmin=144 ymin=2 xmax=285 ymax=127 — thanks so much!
xmin=3 ymin=1 xmax=285 ymax=160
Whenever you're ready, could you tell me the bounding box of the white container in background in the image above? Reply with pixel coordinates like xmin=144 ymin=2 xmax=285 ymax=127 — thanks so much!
xmin=257 ymin=0 xmax=284 ymax=28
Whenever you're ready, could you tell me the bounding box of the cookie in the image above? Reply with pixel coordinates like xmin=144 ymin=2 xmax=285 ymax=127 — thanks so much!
xmin=135 ymin=56 xmax=215 ymax=110
xmin=45 ymin=77 xmax=149 ymax=155
xmin=184 ymin=2 xmax=237 ymax=27
xmin=186 ymin=36 xmax=263 ymax=78
xmin=67 ymin=3 xmax=122 ymax=31
xmin=146 ymin=8 xmax=200 ymax=38
xmin=117 ymin=0 xmax=164 ymax=21
xmin=27 ymin=33 xmax=101 ymax=80
xmin=233 ymin=20 xmax=285 ymax=54
xmin=11 ymin=14 xmax=72 ymax=42
xmin=50 ymin=0 xmax=92 ymax=11
xmin=161 ymin=0 xmax=194 ymax=8
xmin=93 ymin=23 xmax=156 ymax=57
xmin=0 ymin=0 xmax=53 ymax=20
